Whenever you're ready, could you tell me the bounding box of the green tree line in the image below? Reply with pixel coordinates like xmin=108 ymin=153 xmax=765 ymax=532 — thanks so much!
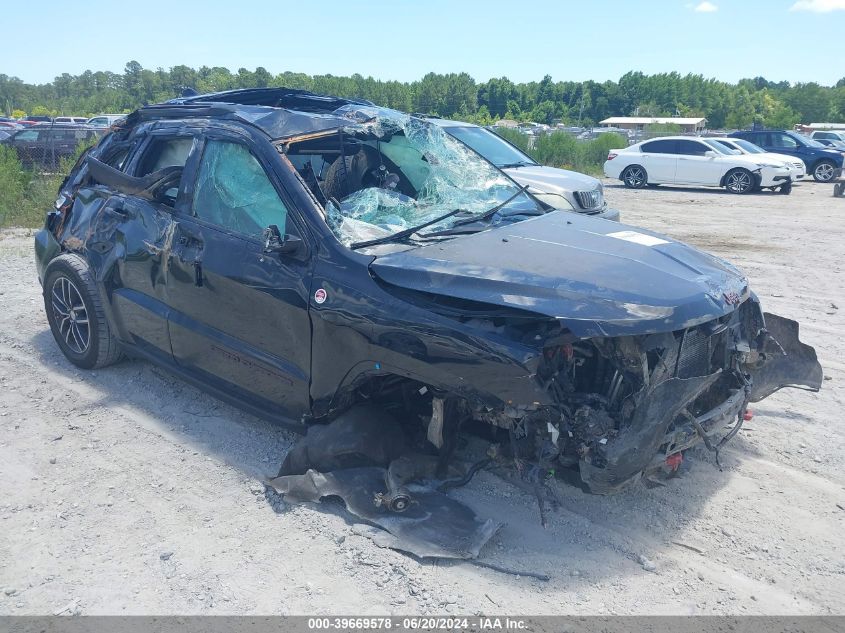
xmin=3 ymin=62 xmax=845 ymax=128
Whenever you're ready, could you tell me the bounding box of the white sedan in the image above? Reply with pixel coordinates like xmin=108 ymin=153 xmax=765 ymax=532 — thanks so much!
xmin=706 ymin=137 xmax=806 ymax=181
xmin=604 ymin=136 xmax=792 ymax=194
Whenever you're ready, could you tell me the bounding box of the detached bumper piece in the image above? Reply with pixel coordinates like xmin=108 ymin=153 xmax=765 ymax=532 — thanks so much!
xmin=268 ymin=406 xmax=500 ymax=560
xmin=269 ymin=467 xmax=499 ymax=559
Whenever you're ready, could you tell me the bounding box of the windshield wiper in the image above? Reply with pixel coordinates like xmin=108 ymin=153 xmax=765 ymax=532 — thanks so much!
xmin=446 ymin=185 xmax=531 ymax=230
xmin=498 ymin=161 xmax=534 ymax=169
xmin=350 ymin=207 xmax=467 ymax=250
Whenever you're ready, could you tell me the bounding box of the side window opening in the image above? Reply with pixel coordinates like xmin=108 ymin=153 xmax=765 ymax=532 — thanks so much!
xmin=677 ymin=140 xmax=710 ymax=156
xmin=192 ymin=140 xmax=288 ymax=239
xmin=135 ymin=136 xmax=195 ymax=206
xmin=641 ymin=139 xmax=677 ymax=154
xmin=137 ymin=137 xmax=194 ymax=177
xmin=285 ymin=133 xmax=424 ymax=206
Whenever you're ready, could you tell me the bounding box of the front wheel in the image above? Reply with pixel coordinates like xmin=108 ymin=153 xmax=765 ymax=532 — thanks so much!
xmin=812 ymin=160 xmax=837 ymax=182
xmin=724 ymin=168 xmax=755 ymax=194
xmin=43 ymin=254 xmax=124 ymax=370
xmin=622 ymin=165 xmax=648 ymax=189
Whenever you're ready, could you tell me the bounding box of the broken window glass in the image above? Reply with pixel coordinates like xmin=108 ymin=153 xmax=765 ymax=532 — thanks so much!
xmin=193 ymin=140 xmax=288 ymax=238
xmin=286 ymin=114 xmax=541 ymax=249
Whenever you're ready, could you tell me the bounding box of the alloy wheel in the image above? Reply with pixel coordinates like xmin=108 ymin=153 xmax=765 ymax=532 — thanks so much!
xmin=726 ymin=170 xmax=752 ymax=193
xmin=814 ymin=162 xmax=835 ymax=182
xmin=51 ymin=276 xmax=90 ymax=354
xmin=624 ymin=167 xmax=645 ymax=188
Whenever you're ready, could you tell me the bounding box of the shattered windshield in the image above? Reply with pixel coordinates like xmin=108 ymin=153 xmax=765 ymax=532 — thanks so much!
xmin=444 ymin=125 xmax=537 ymax=168
xmin=284 ymin=113 xmax=541 ymax=249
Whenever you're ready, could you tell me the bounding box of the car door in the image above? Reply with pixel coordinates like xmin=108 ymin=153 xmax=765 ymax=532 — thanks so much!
xmin=766 ymin=132 xmax=802 ymax=160
xmin=638 ymin=139 xmax=678 ymax=183
xmin=675 ymin=139 xmax=723 ymax=185
xmin=102 ymin=131 xmax=197 ymax=361
xmin=166 ymin=130 xmax=313 ymax=417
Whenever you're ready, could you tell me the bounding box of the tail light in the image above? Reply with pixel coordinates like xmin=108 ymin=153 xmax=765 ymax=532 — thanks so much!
xmin=607 ymin=152 xmax=618 ymax=161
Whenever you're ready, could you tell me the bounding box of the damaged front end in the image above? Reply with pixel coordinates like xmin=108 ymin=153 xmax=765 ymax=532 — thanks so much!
xmin=476 ymin=297 xmax=822 ymax=495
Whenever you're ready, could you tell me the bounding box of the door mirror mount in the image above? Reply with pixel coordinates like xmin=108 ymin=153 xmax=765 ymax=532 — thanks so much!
xmin=263 ymin=224 xmax=301 ymax=255
xmin=704 ymin=150 xmax=718 ymax=158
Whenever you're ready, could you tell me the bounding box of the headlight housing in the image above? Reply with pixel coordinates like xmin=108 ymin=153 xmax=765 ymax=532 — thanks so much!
xmin=533 ymin=192 xmax=576 ymax=211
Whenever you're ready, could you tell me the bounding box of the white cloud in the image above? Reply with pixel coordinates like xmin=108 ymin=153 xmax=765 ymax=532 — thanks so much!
xmin=790 ymin=0 xmax=845 ymax=11
xmin=693 ymin=1 xmax=719 ymax=12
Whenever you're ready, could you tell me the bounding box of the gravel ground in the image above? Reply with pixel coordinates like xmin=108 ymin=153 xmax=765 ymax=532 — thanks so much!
xmin=0 ymin=179 xmax=843 ymax=615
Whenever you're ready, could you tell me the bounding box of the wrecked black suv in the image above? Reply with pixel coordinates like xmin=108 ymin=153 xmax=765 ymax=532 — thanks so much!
xmin=34 ymin=88 xmax=822 ymax=497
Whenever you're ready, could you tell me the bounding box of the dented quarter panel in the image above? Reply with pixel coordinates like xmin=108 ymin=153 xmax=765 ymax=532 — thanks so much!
xmin=58 ymin=184 xmax=178 ymax=358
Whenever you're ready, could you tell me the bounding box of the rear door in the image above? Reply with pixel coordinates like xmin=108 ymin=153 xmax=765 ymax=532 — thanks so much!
xmin=102 ymin=130 xmax=198 ymax=361
xmin=675 ymin=139 xmax=723 ymax=185
xmin=638 ymin=139 xmax=678 ymax=183
xmin=767 ymin=132 xmax=802 ymax=160
xmin=166 ymin=129 xmax=313 ymax=417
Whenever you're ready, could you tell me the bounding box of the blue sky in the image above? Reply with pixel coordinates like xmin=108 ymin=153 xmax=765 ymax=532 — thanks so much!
xmin=3 ymin=0 xmax=844 ymax=86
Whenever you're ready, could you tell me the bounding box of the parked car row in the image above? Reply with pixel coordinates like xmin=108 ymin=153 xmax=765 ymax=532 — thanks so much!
xmin=604 ymin=129 xmax=843 ymax=193
xmin=0 ymin=123 xmax=105 ymax=169
xmin=0 ymin=114 xmax=125 ymax=130
xmin=731 ymin=129 xmax=843 ymax=183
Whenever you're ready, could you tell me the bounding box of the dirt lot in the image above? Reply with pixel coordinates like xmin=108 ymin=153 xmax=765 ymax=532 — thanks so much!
xmin=0 ymin=179 xmax=843 ymax=616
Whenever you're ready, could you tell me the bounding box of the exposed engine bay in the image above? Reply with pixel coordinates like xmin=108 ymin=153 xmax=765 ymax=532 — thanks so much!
xmin=271 ymin=297 xmax=822 ymax=555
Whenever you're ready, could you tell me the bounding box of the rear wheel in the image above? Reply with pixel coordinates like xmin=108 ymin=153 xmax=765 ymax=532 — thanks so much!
xmin=43 ymin=254 xmax=123 ymax=370
xmin=812 ymin=160 xmax=836 ymax=182
xmin=622 ymin=165 xmax=647 ymax=189
xmin=724 ymin=168 xmax=755 ymax=194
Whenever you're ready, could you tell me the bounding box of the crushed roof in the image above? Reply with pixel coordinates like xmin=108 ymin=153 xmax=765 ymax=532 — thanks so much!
xmin=130 ymin=87 xmax=393 ymax=140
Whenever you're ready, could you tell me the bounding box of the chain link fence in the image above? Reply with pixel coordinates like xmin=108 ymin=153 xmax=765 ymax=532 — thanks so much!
xmin=0 ymin=123 xmax=100 ymax=228
xmin=5 ymin=122 xmax=103 ymax=173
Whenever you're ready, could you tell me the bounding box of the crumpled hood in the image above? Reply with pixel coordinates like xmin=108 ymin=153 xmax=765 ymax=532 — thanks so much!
xmin=369 ymin=212 xmax=749 ymax=338
xmin=503 ymin=164 xmax=600 ymax=195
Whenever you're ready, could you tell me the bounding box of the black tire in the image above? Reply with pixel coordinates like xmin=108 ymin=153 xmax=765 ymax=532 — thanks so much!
xmin=812 ymin=160 xmax=837 ymax=182
xmin=43 ymin=253 xmax=123 ymax=370
xmin=779 ymin=181 xmax=793 ymax=195
xmin=622 ymin=165 xmax=648 ymax=189
xmin=724 ymin=168 xmax=755 ymax=194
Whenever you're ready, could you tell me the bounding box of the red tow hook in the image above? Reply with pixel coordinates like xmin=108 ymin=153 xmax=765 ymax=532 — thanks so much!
xmin=743 ymin=409 xmax=754 ymax=421
xmin=665 ymin=452 xmax=683 ymax=471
